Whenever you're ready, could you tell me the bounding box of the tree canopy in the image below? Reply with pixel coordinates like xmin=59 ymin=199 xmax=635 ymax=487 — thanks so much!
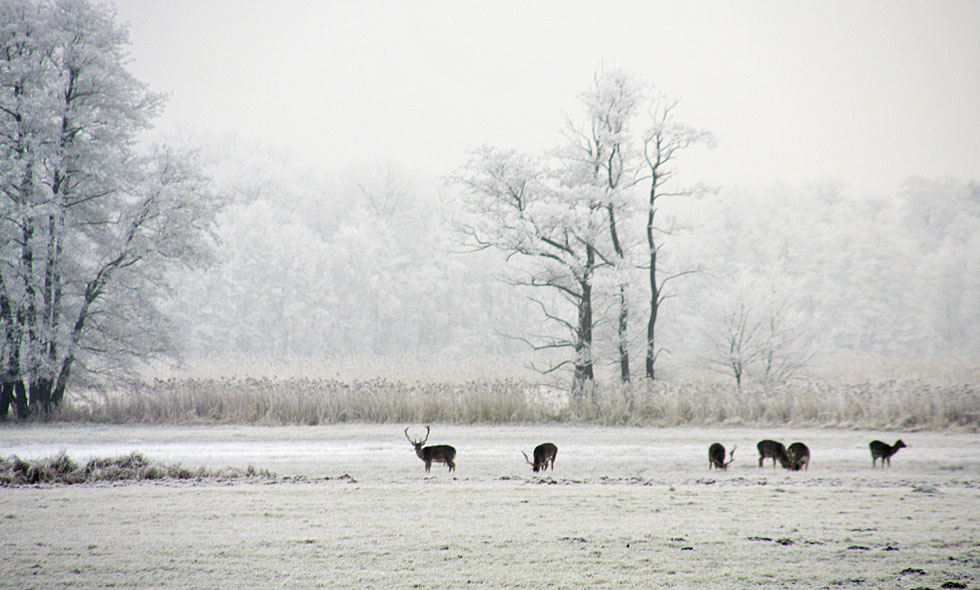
xmin=1 ymin=0 xmax=219 ymax=416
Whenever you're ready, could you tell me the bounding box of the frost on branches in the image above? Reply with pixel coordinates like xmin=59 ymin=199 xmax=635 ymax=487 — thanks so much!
xmin=453 ymin=67 xmax=713 ymax=397
xmin=0 ymin=0 xmax=219 ymax=416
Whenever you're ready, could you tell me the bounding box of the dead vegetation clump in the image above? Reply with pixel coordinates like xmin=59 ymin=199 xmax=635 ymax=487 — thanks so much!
xmin=0 ymin=451 xmax=274 ymax=486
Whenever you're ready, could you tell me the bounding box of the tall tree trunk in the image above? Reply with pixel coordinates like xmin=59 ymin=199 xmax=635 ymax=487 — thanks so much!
xmin=12 ymin=380 xmax=29 ymax=418
xmin=48 ymin=259 xmax=111 ymax=407
xmin=29 ymin=377 xmax=52 ymax=414
xmin=572 ymin=249 xmax=596 ymax=401
xmin=606 ymin=204 xmax=630 ymax=382
xmin=51 ymin=353 xmax=73 ymax=406
xmin=0 ymin=274 xmax=14 ymax=419
xmin=1 ymin=312 xmax=28 ymax=418
xmin=40 ymin=214 xmax=62 ymax=409
xmin=0 ymin=384 xmax=11 ymax=418
xmin=645 ymin=189 xmax=659 ymax=380
xmin=617 ymin=285 xmax=630 ymax=382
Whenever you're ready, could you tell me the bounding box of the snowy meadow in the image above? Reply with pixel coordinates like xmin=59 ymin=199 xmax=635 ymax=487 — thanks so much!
xmin=2 ymin=424 xmax=978 ymax=589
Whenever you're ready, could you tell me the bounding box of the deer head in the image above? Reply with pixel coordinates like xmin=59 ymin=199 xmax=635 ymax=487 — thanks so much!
xmin=404 ymin=426 xmax=430 ymax=454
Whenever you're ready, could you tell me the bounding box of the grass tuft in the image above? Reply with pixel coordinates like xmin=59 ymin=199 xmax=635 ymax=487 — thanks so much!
xmin=0 ymin=452 xmax=275 ymax=487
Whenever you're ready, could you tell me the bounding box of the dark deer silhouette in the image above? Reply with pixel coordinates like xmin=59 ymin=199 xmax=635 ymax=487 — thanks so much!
xmin=787 ymin=442 xmax=810 ymax=471
xmin=708 ymin=443 xmax=736 ymax=470
xmin=404 ymin=426 xmax=456 ymax=473
xmin=522 ymin=443 xmax=558 ymax=472
xmin=869 ymin=439 xmax=906 ymax=467
xmin=757 ymin=439 xmax=791 ymax=469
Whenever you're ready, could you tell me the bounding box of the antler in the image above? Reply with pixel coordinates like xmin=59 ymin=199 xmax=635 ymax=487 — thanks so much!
xmin=404 ymin=427 xmax=417 ymax=445
xmin=522 ymin=451 xmax=534 ymax=466
xmin=726 ymin=445 xmax=737 ymax=467
xmin=421 ymin=426 xmax=430 ymax=445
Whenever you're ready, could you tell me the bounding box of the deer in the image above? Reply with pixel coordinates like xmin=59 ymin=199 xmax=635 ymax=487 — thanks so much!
xmin=404 ymin=426 xmax=456 ymax=473
xmin=708 ymin=442 xmax=736 ymax=470
xmin=757 ymin=439 xmax=791 ymax=469
xmin=787 ymin=442 xmax=810 ymax=471
xmin=522 ymin=442 xmax=557 ymax=472
xmin=869 ymin=439 xmax=906 ymax=467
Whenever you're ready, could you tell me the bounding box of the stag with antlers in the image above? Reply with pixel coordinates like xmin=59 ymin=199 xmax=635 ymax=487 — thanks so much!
xmin=708 ymin=442 xmax=736 ymax=470
xmin=404 ymin=426 xmax=456 ymax=473
xmin=523 ymin=442 xmax=557 ymax=473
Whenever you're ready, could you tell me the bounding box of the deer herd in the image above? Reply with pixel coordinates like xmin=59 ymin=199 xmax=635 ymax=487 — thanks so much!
xmin=404 ymin=426 xmax=907 ymax=474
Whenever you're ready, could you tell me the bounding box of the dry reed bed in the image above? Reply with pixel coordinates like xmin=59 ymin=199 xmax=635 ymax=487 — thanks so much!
xmin=47 ymin=378 xmax=980 ymax=431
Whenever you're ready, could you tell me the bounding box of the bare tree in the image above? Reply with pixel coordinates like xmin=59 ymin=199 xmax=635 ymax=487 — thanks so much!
xmin=756 ymin=284 xmax=817 ymax=387
xmin=709 ymin=295 xmax=761 ymax=390
xmin=642 ymin=98 xmax=715 ymax=380
xmin=454 ymin=147 xmax=606 ymax=400
xmin=354 ymin=164 xmax=407 ymax=219
xmin=702 ymin=271 xmax=816 ymax=389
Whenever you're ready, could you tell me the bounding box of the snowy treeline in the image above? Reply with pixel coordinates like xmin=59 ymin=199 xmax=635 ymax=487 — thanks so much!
xmin=666 ymin=178 xmax=980 ymax=382
xmin=170 ymin=147 xmax=533 ymax=368
xmin=171 ymin=136 xmax=979 ymax=386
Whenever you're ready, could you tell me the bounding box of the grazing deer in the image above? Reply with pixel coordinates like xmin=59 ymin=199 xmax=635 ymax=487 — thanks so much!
xmin=404 ymin=426 xmax=456 ymax=473
xmin=757 ymin=439 xmax=791 ymax=469
xmin=787 ymin=442 xmax=810 ymax=471
xmin=708 ymin=443 xmax=736 ymax=470
xmin=869 ymin=439 xmax=906 ymax=467
xmin=523 ymin=442 xmax=558 ymax=472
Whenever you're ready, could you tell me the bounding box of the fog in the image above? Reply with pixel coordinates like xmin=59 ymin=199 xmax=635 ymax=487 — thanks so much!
xmin=108 ymin=2 xmax=980 ymax=384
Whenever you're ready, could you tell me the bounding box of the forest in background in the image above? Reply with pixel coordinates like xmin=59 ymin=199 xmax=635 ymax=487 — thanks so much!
xmin=166 ymin=141 xmax=980 ymax=388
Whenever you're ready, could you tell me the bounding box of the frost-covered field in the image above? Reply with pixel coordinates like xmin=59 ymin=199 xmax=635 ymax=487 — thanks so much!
xmin=2 ymin=424 xmax=979 ymax=589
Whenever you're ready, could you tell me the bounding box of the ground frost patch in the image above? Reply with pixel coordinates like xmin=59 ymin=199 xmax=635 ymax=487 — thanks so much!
xmin=1 ymin=424 xmax=978 ymax=588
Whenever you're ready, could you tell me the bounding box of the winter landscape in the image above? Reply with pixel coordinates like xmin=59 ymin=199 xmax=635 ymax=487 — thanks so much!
xmin=3 ymin=424 xmax=980 ymax=588
xmin=3 ymin=1 xmax=980 ymax=589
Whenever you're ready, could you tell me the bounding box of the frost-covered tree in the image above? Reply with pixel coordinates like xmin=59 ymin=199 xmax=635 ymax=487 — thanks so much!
xmin=455 ymin=146 xmax=607 ymax=400
xmin=454 ymin=69 xmax=716 ymax=395
xmin=0 ymin=0 xmax=219 ymax=416
xmin=700 ymin=267 xmax=817 ymax=388
xmin=558 ymin=67 xmax=644 ymax=382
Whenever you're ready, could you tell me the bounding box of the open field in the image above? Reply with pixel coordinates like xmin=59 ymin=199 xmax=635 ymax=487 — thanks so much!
xmin=2 ymin=424 xmax=979 ymax=589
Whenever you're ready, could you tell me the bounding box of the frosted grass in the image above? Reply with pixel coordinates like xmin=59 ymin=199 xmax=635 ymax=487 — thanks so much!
xmin=2 ymin=424 xmax=978 ymax=589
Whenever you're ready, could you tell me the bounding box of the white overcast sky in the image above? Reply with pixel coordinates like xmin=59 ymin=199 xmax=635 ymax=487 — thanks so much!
xmin=111 ymin=0 xmax=979 ymax=196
